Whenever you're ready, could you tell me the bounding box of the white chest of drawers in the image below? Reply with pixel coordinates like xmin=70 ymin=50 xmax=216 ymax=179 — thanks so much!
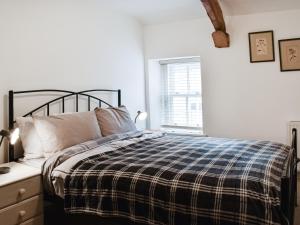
xmin=0 ymin=162 xmax=43 ymax=225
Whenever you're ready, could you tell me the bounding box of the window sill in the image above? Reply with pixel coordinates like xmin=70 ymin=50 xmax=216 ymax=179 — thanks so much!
xmin=166 ymin=132 xmax=206 ymax=137
xmin=161 ymin=128 xmax=205 ymax=137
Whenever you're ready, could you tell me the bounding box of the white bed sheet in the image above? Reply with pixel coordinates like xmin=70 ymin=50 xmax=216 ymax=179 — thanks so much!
xmin=19 ymin=157 xmax=65 ymax=198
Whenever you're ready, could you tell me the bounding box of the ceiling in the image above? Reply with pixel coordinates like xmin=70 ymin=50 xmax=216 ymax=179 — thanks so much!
xmin=100 ymin=0 xmax=300 ymax=25
xmin=221 ymin=0 xmax=300 ymax=16
xmin=100 ymin=0 xmax=204 ymax=25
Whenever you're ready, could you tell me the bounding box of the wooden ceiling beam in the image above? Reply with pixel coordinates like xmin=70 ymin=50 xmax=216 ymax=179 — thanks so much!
xmin=200 ymin=0 xmax=230 ymax=48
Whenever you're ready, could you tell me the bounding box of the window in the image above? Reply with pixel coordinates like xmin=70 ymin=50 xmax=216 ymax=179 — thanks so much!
xmin=160 ymin=58 xmax=203 ymax=133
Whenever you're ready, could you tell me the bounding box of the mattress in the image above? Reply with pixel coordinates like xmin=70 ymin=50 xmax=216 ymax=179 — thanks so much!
xmin=43 ymin=131 xmax=147 ymax=198
xmin=42 ymin=130 xmax=291 ymax=225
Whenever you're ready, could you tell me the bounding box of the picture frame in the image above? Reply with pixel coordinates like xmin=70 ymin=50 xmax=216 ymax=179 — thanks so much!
xmin=248 ymin=30 xmax=275 ymax=63
xmin=278 ymin=38 xmax=300 ymax=72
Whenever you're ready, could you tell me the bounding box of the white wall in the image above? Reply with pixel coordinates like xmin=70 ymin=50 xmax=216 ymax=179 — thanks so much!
xmin=144 ymin=10 xmax=300 ymax=144
xmin=0 ymin=0 xmax=145 ymax=162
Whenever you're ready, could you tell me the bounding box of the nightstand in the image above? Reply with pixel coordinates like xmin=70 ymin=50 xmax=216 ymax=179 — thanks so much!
xmin=0 ymin=162 xmax=43 ymax=225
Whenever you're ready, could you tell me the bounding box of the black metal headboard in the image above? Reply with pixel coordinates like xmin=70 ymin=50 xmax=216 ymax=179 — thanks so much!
xmin=8 ymin=89 xmax=121 ymax=161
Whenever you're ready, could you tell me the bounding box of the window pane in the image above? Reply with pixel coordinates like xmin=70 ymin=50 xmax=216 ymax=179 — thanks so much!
xmin=172 ymin=96 xmax=187 ymax=126
xmin=168 ymin=64 xmax=188 ymax=94
xmin=189 ymin=63 xmax=202 ymax=94
xmin=161 ymin=59 xmax=202 ymax=131
xmin=188 ymin=97 xmax=202 ymax=127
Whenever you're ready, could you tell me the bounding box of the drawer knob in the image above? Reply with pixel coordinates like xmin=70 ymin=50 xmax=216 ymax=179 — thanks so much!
xmin=19 ymin=188 xmax=26 ymax=195
xmin=19 ymin=210 xmax=26 ymax=217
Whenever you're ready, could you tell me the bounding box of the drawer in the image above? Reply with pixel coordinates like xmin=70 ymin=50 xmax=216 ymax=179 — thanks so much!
xmin=0 ymin=195 xmax=43 ymax=225
xmin=0 ymin=176 xmax=42 ymax=209
xmin=21 ymin=214 xmax=44 ymax=225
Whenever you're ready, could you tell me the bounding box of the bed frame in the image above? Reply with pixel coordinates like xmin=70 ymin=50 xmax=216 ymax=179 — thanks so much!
xmin=8 ymin=89 xmax=121 ymax=161
xmin=7 ymin=89 xmax=299 ymax=225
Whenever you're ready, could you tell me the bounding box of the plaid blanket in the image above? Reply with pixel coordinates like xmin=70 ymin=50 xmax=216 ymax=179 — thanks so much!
xmin=64 ymin=132 xmax=290 ymax=225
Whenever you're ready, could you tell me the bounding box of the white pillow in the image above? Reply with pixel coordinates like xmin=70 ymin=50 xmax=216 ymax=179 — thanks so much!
xmin=33 ymin=111 xmax=102 ymax=158
xmin=16 ymin=117 xmax=44 ymax=160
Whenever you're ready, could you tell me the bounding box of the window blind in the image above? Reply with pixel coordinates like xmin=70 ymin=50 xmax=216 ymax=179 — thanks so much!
xmin=161 ymin=60 xmax=203 ymax=131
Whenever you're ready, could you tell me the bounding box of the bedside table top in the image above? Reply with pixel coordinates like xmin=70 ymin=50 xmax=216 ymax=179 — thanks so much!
xmin=0 ymin=162 xmax=41 ymax=187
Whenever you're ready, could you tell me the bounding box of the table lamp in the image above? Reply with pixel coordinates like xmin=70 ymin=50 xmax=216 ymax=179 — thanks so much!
xmin=0 ymin=128 xmax=20 ymax=174
xmin=134 ymin=111 xmax=148 ymax=123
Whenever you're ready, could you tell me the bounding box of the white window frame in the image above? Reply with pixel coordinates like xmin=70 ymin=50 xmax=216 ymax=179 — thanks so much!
xmin=159 ymin=57 xmax=203 ymax=135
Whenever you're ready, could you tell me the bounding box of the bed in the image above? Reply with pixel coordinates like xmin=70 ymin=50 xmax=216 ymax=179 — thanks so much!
xmin=7 ymin=89 xmax=298 ymax=225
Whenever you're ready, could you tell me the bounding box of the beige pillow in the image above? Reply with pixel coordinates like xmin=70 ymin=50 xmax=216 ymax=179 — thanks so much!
xmin=95 ymin=106 xmax=136 ymax=136
xmin=16 ymin=117 xmax=44 ymax=160
xmin=33 ymin=111 xmax=102 ymax=158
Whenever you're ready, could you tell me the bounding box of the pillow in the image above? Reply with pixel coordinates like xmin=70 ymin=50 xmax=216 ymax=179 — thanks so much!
xmin=94 ymin=106 xmax=136 ymax=136
xmin=16 ymin=117 xmax=44 ymax=160
xmin=33 ymin=111 xmax=102 ymax=158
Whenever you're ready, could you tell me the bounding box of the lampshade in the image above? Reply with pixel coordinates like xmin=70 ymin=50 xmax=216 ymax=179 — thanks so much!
xmin=10 ymin=128 xmax=20 ymax=145
xmin=135 ymin=111 xmax=148 ymax=123
xmin=138 ymin=112 xmax=148 ymax=121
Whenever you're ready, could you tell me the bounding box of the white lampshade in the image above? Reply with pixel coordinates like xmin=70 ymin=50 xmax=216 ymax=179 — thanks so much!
xmin=138 ymin=112 xmax=148 ymax=121
xmin=10 ymin=128 xmax=20 ymax=145
xmin=134 ymin=111 xmax=148 ymax=123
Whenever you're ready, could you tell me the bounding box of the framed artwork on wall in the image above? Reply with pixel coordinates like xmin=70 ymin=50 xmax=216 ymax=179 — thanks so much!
xmin=248 ymin=30 xmax=275 ymax=63
xmin=278 ymin=38 xmax=300 ymax=72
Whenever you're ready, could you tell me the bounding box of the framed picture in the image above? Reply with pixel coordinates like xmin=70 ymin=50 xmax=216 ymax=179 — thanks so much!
xmin=278 ymin=38 xmax=300 ymax=72
xmin=248 ymin=30 xmax=275 ymax=63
